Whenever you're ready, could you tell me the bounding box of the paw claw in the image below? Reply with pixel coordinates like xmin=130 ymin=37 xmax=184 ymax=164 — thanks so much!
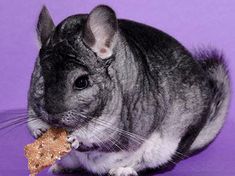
xmin=67 ymin=135 xmax=80 ymax=149
xmin=32 ymin=129 xmax=44 ymax=138
xmin=28 ymin=118 xmax=50 ymax=139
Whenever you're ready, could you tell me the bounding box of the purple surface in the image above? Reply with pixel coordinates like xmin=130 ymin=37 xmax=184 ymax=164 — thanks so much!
xmin=0 ymin=0 xmax=234 ymax=176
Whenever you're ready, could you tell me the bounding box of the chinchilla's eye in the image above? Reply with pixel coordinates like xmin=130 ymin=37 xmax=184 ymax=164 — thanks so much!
xmin=73 ymin=75 xmax=89 ymax=90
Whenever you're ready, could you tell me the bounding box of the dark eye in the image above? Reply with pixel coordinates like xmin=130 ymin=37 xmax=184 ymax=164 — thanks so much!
xmin=73 ymin=75 xmax=89 ymax=90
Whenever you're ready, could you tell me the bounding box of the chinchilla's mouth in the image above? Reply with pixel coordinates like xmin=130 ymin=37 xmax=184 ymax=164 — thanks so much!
xmin=76 ymin=142 xmax=99 ymax=152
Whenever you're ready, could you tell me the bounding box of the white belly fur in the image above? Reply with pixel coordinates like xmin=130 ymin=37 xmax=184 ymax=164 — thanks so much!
xmin=63 ymin=132 xmax=180 ymax=174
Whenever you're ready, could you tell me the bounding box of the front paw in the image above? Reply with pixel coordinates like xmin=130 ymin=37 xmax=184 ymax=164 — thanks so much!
xmin=67 ymin=135 xmax=80 ymax=149
xmin=109 ymin=167 xmax=138 ymax=176
xmin=27 ymin=118 xmax=50 ymax=138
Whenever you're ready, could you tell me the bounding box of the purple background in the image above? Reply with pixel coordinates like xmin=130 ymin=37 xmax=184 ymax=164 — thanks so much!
xmin=0 ymin=0 xmax=234 ymax=176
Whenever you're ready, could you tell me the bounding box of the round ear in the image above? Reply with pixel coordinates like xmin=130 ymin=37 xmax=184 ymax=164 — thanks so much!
xmin=37 ymin=6 xmax=55 ymax=46
xmin=83 ymin=5 xmax=118 ymax=59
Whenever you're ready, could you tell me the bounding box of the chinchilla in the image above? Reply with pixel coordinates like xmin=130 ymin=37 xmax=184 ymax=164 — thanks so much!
xmin=27 ymin=5 xmax=230 ymax=176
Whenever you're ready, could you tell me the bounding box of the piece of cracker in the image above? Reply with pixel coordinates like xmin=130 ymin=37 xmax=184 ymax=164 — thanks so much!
xmin=24 ymin=128 xmax=71 ymax=176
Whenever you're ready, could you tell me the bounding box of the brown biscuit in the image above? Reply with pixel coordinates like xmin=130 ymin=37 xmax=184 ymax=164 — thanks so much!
xmin=24 ymin=128 xmax=71 ymax=176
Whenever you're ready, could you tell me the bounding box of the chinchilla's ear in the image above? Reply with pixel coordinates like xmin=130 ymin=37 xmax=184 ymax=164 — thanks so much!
xmin=37 ymin=6 xmax=55 ymax=46
xmin=83 ymin=5 xmax=118 ymax=59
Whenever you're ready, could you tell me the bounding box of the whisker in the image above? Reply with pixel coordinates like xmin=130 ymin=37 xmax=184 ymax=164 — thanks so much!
xmin=88 ymin=125 xmax=124 ymax=152
xmin=169 ymin=158 xmax=177 ymax=165
xmin=93 ymin=134 xmax=112 ymax=152
xmin=107 ymin=134 xmax=129 ymax=152
xmin=0 ymin=109 xmax=27 ymax=115
xmin=0 ymin=118 xmax=36 ymax=136
xmin=78 ymin=127 xmax=114 ymax=152
xmin=0 ymin=118 xmax=26 ymax=128
xmin=76 ymin=114 xmax=145 ymax=145
xmin=81 ymin=118 xmax=141 ymax=151
xmin=91 ymin=117 xmax=145 ymax=139
xmin=79 ymin=115 xmax=195 ymax=173
xmin=0 ymin=115 xmax=27 ymax=124
xmin=0 ymin=114 xmax=27 ymax=123
xmin=93 ymin=125 xmax=129 ymax=151
xmin=76 ymin=114 xmax=191 ymax=167
xmin=0 ymin=117 xmax=29 ymax=131
xmin=78 ymin=114 xmax=190 ymax=158
xmin=175 ymin=151 xmax=188 ymax=159
xmin=91 ymin=119 xmax=145 ymax=144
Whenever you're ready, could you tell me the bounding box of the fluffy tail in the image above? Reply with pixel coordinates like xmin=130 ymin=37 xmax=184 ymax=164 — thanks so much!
xmin=196 ymin=49 xmax=229 ymax=84
xmin=190 ymin=49 xmax=231 ymax=151
xmin=195 ymin=49 xmax=230 ymax=120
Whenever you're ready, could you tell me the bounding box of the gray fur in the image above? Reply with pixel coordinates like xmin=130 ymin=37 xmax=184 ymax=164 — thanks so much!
xmin=37 ymin=6 xmax=55 ymax=46
xmin=27 ymin=5 xmax=230 ymax=176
